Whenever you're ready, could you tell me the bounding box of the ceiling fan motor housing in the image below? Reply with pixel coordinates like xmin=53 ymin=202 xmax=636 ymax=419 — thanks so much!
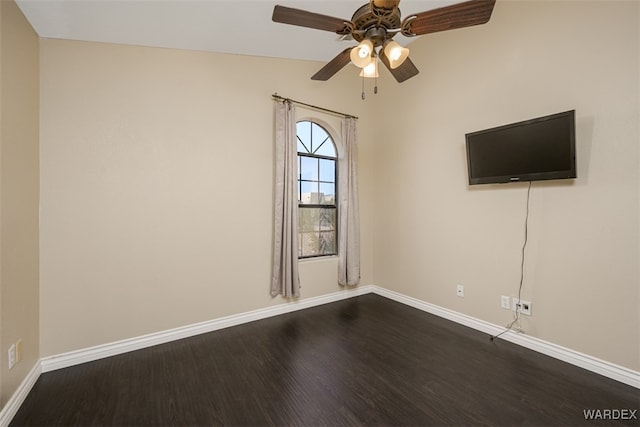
xmin=350 ymin=3 xmax=401 ymax=45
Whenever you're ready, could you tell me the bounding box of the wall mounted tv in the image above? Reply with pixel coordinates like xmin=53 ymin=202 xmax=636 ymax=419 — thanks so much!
xmin=465 ymin=110 xmax=576 ymax=185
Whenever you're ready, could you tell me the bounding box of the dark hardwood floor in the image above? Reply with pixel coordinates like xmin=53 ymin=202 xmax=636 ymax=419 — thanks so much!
xmin=10 ymin=294 xmax=639 ymax=426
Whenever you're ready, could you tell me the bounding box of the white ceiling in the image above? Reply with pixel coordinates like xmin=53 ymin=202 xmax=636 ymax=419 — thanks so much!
xmin=16 ymin=0 xmax=459 ymax=63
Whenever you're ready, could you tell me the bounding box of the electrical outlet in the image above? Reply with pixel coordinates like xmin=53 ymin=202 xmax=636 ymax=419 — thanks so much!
xmin=456 ymin=284 xmax=464 ymax=298
xmin=512 ymin=298 xmax=532 ymax=316
xmin=8 ymin=344 xmax=16 ymax=370
xmin=16 ymin=339 xmax=23 ymax=363
xmin=501 ymin=295 xmax=511 ymax=310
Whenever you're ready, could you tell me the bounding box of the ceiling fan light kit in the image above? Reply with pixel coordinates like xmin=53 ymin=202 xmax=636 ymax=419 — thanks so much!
xmin=272 ymin=0 xmax=496 ymax=96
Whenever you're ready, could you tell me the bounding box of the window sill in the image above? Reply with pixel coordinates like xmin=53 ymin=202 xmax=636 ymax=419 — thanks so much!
xmin=299 ymin=255 xmax=338 ymax=263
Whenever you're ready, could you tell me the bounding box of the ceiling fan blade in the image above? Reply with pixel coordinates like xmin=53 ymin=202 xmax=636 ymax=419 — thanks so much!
xmin=379 ymin=50 xmax=419 ymax=83
xmin=311 ymin=48 xmax=353 ymax=81
xmin=272 ymin=5 xmax=352 ymax=34
xmin=402 ymin=0 xmax=496 ymax=36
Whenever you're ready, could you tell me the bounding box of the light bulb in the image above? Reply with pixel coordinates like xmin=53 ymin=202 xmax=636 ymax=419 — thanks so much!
xmin=390 ymin=47 xmax=402 ymax=61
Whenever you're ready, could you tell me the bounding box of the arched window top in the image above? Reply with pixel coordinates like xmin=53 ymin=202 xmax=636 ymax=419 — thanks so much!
xmin=296 ymin=121 xmax=336 ymax=158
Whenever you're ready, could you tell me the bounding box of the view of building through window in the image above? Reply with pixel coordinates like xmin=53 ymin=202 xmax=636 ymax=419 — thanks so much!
xmin=296 ymin=120 xmax=337 ymax=258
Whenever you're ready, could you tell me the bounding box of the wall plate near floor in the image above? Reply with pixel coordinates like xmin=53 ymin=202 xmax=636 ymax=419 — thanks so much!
xmin=456 ymin=284 xmax=464 ymax=298
xmin=16 ymin=338 xmax=24 ymax=363
xmin=512 ymin=298 xmax=532 ymax=316
xmin=8 ymin=344 xmax=16 ymax=369
xmin=501 ymin=295 xmax=511 ymax=310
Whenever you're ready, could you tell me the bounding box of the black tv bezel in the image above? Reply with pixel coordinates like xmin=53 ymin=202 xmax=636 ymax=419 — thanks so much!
xmin=465 ymin=110 xmax=577 ymax=185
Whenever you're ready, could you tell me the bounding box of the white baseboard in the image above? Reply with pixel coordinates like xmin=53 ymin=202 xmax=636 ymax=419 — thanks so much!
xmin=41 ymin=285 xmax=374 ymax=373
xmin=371 ymin=286 xmax=640 ymax=389
xmin=0 ymin=361 xmax=41 ymax=427
xmin=41 ymin=284 xmax=639 ymax=388
xmin=5 ymin=283 xmax=637 ymax=427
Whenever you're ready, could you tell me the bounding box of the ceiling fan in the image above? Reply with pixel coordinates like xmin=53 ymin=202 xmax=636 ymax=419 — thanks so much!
xmin=272 ymin=0 xmax=496 ymax=83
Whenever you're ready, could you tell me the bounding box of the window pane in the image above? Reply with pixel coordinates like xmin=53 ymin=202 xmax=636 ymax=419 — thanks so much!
xmin=319 ymin=159 xmax=335 ymax=182
xmin=300 ymin=156 xmax=318 ymax=181
xmin=315 ymin=139 xmax=336 ymax=157
xmin=299 ymin=207 xmax=318 ymax=257
xmin=298 ymin=207 xmax=336 ymax=257
xmin=300 ymin=181 xmax=319 ymax=204
xmin=296 ymin=122 xmax=311 ymax=153
xmin=318 ymin=207 xmax=336 ymax=232
xmin=319 ymin=183 xmax=335 ymax=205
xmin=300 ymin=231 xmax=317 ymax=258
xmin=297 ymin=139 xmax=308 ymax=153
xmin=300 ymin=180 xmax=315 ymax=194
xmin=311 ymin=123 xmax=329 ymax=154
xmin=299 ymin=208 xmax=317 ymax=232
xmin=318 ymin=231 xmax=336 ymax=255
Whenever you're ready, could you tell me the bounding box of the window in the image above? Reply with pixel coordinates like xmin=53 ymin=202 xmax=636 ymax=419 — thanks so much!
xmin=296 ymin=120 xmax=337 ymax=258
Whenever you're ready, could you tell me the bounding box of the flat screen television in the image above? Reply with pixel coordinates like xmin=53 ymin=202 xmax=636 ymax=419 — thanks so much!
xmin=465 ymin=110 xmax=576 ymax=185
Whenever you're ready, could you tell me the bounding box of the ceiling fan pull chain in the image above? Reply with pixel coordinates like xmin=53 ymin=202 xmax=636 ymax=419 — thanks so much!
xmin=374 ymin=60 xmax=378 ymax=94
xmin=361 ymin=75 xmax=366 ymax=100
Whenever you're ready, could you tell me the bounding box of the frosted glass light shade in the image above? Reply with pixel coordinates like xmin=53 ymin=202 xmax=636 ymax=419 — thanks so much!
xmin=359 ymin=60 xmax=378 ymax=78
xmin=384 ymin=41 xmax=409 ymax=69
xmin=350 ymin=39 xmax=374 ymax=68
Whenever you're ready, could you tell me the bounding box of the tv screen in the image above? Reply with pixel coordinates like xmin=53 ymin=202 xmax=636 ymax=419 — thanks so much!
xmin=465 ymin=110 xmax=576 ymax=185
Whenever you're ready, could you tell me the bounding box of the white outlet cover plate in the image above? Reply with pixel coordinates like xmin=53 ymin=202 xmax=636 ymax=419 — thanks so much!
xmin=8 ymin=344 xmax=16 ymax=369
xmin=501 ymin=296 xmax=511 ymax=309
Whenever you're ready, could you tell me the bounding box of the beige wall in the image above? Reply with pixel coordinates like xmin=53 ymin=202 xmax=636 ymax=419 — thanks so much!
xmin=39 ymin=39 xmax=376 ymax=357
xmin=0 ymin=0 xmax=40 ymax=407
xmin=37 ymin=0 xmax=638 ymax=376
xmin=373 ymin=0 xmax=639 ymax=371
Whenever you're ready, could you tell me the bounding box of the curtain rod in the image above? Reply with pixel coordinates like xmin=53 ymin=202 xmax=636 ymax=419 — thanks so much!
xmin=272 ymin=94 xmax=358 ymax=120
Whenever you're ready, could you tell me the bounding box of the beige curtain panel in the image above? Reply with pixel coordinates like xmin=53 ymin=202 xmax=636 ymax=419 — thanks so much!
xmin=271 ymin=100 xmax=300 ymax=298
xmin=338 ymin=117 xmax=361 ymax=286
